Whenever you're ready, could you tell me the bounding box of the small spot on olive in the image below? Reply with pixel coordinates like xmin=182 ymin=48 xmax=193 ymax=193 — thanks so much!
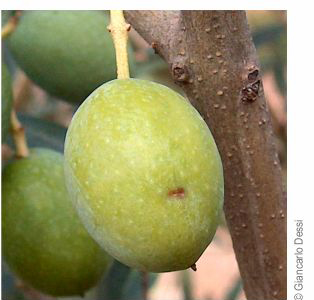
xmin=168 ymin=187 xmax=185 ymax=198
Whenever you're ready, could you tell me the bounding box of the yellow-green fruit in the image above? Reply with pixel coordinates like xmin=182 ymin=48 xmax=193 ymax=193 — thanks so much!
xmin=64 ymin=79 xmax=224 ymax=272
xmin=1 ymin=63 xmax=13 ymax=141
xmin=2 ymin=148 xmax=112 ymax=296
xmin=7 ymin=11 xmax=135 ymax=103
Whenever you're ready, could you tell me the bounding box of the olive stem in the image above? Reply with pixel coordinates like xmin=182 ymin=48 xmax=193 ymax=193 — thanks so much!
xmin=2 ymin=11 xmax=29 ymax=158
xmin=1 ymin=11 xmax=22 ymax=39
xmin=107 ymin=10 xmax=131 ymax=79
xmin=10 ymin=110 xmax=29 ymax=158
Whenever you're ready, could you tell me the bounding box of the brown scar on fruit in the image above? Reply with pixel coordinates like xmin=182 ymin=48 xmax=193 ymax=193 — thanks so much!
xmin=190 ymin=263 xmax=197 ymax=271
xmin=168 ymin=187 xmax=185 ymax=198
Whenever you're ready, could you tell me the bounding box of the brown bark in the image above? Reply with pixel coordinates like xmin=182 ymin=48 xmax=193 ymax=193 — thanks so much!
xmin=125 ymin=10 xmax=286 ymax=300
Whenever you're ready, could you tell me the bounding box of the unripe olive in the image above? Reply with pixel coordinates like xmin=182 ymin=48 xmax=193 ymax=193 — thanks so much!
xmin=2 ymin=148 xmax=112 ymax=296
xmin=64 ymin=79 xmax=224 ymax=272
xmin=8 ymin=11 xmax=136 ymax=103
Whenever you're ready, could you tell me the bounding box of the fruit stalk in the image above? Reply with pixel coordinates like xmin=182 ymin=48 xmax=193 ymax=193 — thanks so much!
xmin=107 ymin=10 xmax=131 ymax=79
xmin=1 ymin=11 xmax=22 ymax=39
xmin=10 ymin=110 xmax=29 ymax=158
xmin=2 ymin=11 xmax=28 ymax=158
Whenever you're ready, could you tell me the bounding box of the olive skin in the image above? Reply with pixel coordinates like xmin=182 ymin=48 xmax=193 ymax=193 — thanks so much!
xmin=2 ymin=148 xmax=112 ymax=296
xmin=64 ymin=79 xmax=224 ymax=272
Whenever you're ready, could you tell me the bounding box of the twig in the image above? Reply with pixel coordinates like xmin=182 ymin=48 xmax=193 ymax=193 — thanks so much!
xmin=2 ymin=12 xmax=29 ymax=159
xmin=1 ymin=11 xmax=22 ymax=39
xmin=10 ymin=110 xmax=29 ymax=158
xmin=107 ymin=10 xmax=131 ymax=79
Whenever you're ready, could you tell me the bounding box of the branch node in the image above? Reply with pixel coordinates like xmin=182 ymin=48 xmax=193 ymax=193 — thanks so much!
xmin=241 ymin=80 xmax=261 ymax=104
xmin=172 ymin=64 xmax=190 ymax=83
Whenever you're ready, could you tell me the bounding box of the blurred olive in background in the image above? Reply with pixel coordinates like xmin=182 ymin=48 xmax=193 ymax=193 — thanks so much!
xmin=2 ymin=148 xmax=113 ymax=297
xmin=7 ymin=11 xmax=136 ymax=104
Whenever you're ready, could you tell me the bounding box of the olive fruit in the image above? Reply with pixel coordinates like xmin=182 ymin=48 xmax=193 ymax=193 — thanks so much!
xmin=7 ymin=11 xmax=136 ymax=103
xmin=1 ymin=63 xmax=13 ymax=142
xmin=64 ymin=79 xmax=224 ymax=272
xmin=2 ymin=148 xmax=112 ymax=296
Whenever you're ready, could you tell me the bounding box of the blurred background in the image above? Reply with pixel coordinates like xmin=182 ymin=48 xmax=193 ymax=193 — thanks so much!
xmin=1 ymin=10 xmax=286 ymax=300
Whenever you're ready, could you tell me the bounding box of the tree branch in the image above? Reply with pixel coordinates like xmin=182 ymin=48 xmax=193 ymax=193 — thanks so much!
xmin=126 ymin=10 xmax=286 ymax=300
